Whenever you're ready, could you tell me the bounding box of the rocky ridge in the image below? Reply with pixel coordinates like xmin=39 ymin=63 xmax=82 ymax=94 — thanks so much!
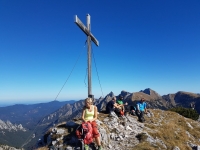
xmin=0 ymin=119 xmax=26 ymax=131
xmin=38 ymin=88 xmax=200 ymax=128
xmin=38 ymin=109 xmax=200 ymax=150
xmin=0 ymin=145 xmax=23 ymax=150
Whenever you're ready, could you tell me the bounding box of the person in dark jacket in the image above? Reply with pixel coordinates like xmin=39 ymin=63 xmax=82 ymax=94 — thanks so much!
xmin=106 ymin=97 xmax=120 ymax=114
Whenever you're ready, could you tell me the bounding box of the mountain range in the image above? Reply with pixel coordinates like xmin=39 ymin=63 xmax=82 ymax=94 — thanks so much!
xmin=0 ymin=100 xmax=76 ymax=129
xmin=0 ymin=100 xmax=76 ymax=148
xmin=0 ymin=88 xmax=200 ymax=149
xmin=36 ymin=88 xmax=200 ymax=128
xmin=26 ymin=88 xmax=200 ymax=149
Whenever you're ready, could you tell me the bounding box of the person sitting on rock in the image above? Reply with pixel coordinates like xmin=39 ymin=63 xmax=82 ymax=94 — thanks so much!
xmin=82 ymin=97 xmax=102 ymax=150
xmin=106 ymin=97 xmax=121 ymax=114
xmin=136 ymin=98 xmax=147 ymax=122
xmin=116 ymin=95 xmax=128 ymax=116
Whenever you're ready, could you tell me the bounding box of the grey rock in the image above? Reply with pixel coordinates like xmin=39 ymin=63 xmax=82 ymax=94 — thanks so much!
xmin=193 ymin=145 xmax=200 ymax=150
xmin=197 ymin=115 xmax=200 ymax=122
xmin=173 ymin=146 xmax=180 ymax=150
xmin=0 ymin=119 xmax=26 ymax=131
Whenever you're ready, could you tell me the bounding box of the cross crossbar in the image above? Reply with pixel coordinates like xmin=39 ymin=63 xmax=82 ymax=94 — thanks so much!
xmin=75 ymin=15 xmax=99 ymax=46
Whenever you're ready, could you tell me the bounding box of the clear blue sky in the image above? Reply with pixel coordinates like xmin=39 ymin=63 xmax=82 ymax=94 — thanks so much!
xmin=0 ymin=0 xmax=200 ymax=104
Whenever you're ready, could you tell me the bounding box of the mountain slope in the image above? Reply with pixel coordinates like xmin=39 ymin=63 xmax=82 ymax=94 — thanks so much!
xmin=0 ymin=119 xmax=26 ymax=131
xmin=0 ymin=100 xmax=76 ymax=148
xmin=36 ymin=89 xmax=200 ymax=134
xmin=0 ymin=100 xmax=76 ymax=129
xmin=162 ymin=91 xmax=200 ymax=113
xmin=4 ymin=88 xmax=199 ymax=149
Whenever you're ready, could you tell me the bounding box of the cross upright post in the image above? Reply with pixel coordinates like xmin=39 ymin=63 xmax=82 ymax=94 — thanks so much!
xmin=87 ymin=14 xmax=92 ymax=98
xmin=74 ymin=14 xmax=99 ymax=98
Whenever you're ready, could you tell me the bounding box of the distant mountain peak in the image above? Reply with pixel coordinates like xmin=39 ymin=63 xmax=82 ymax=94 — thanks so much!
xmin=119 ymin=90 xmax=132 ymax=99
xmin=176 ymin=91 xmax=199 ymax=97
xmin=107 ymin=91 xmax=115 ymax=97
xmin=140 ymin=88 xmax=152 ymax=95
xmin=140 ymin=88 xmax=160 ymax=96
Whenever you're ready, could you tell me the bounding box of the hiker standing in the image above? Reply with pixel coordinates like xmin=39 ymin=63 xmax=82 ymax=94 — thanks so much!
xmin=82 ymin=98 xmax=102 ymax=150
xmin=136 ymin=98 xmax=147 ymax=122
xmin=106 ymin=97 xmax=121 ymax=114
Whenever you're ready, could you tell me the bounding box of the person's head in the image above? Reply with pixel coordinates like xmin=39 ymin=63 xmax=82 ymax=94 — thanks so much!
xmin=85 ymin=97 xmax=93 ymax=107
xmin=112 ymin=97 xmax=116 ymax=102
xmin=141 ymin=98 xmax=145 ymax=102
xmin=119 ymin=95 xmax=123 ymax=100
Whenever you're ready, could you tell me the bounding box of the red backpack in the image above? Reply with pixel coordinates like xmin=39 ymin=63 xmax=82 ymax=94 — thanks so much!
xmin=76 ymin=122 xmax=93 ymax=144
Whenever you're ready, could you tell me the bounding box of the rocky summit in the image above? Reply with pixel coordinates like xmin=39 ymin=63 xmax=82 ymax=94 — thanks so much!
xmin=37 ymin=109 xmax=200 ymax=150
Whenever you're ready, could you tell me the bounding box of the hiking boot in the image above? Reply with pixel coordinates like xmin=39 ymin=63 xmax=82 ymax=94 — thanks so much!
xmin=98 ymin=146 xmax=102 ymax=150
xmin=141 ymin=117 xmax=145 ymax=122
xmin=84 ymin=144 xmax=89 ymax=150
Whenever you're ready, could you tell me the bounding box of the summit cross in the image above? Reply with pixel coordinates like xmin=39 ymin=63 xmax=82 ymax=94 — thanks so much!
xmin=74 ymin=14 xmax=99 ymax=98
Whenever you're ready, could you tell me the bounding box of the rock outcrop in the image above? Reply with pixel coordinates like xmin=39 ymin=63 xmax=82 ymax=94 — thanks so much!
xmin=37 ymin=109 xmax=200 ymax=150
xmin=0 ymin=119 xmax=26 ymax=131
xmin=140 ymin=88 xmax=161 ymax=99
xmin=0 ymin=145 xmax=23 ymax=150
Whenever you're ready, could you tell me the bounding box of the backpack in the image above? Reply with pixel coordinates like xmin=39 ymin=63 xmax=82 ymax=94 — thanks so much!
xmin=76 ymin=122 xmax=93 ymax=144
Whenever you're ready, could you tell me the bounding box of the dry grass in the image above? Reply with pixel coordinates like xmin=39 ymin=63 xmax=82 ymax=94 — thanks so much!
xmin=133 ymin=142 xmax=160 ymax=150
xmin=143 ymin=109 xmax=200 ymax=149
xmin=37 ymin=147 xmax=48 ymax=150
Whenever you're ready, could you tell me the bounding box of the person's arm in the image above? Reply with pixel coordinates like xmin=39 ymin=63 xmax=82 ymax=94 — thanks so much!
xmin=113 ymin=103 xmax=120 ymax=108
xmin=122 ymin=102 xmax=128 ymax=112
xmin=124 ymin=102 xmax=128 ymax=106
xmin=144 ymin=103 xmax=147 ymax=113
xmin=116 ymin=102 xmax=123 ymax=107
xmin=82 ymin=108 xmax=86 ymax=122
xmin=137 ymin=104 xmax=140 ymax=112
xmin=118 ymin=104 xmax=123 ymax=107
xmin=122 ymin=105 xmax=125 ymax=112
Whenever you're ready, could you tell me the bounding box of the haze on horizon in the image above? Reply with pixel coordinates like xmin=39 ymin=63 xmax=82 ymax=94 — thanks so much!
xmin=0 ymin=1 xmax=200 ymax=103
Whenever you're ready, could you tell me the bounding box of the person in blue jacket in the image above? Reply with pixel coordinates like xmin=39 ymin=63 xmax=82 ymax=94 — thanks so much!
xmin=136 ymin=98 xmax=147 ymax=122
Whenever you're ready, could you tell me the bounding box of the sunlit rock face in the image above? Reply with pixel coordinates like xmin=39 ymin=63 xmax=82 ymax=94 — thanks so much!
xmin=0 ymin=119 xmax=26 ymax=131
xmin=0 ymin=145 xmax=23 ymax=150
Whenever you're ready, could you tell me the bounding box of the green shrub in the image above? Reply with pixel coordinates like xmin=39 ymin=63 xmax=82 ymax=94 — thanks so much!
xmin=169 ymin=107 xmax=199 ymax=120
